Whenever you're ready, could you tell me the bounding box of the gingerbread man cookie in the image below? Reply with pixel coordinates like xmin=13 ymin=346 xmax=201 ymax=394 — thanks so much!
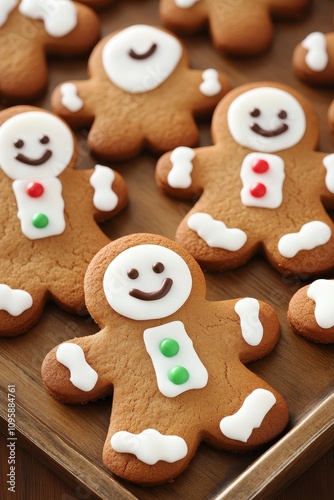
xmin=42 ymin=233 xmax=288 ymax=485
xmin=0 ymin=105 xmax=127 ymax=336
xmin=0 ymin=0 xmax=100 ymax=100
xmin=51 ymin=24 xmax=230 ymax=160
xmin=156 ymin=82 xmax=334 ymax=276
xmin=160 ymin=0 xmax=310 ymax=55
xmin=293 ymin=27 xmax=334 ymax=128
xmin=288 ymin=279 xmax=334 ymax=343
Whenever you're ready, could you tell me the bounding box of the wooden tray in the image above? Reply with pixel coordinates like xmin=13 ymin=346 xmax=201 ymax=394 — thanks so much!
xmin=1 ymin=1 xmax=334 ymax=498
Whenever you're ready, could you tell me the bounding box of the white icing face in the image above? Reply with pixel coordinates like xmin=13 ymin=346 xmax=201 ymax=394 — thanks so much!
xmin=0 ymin=111 xmax=74 ymax=180
xmin=102 ymin=25 xmax=182 ymax=94
xmin=227 ymin=87 xmax=306 ymax=152
xmin=103 ymin=244 xmax=192 ymax=320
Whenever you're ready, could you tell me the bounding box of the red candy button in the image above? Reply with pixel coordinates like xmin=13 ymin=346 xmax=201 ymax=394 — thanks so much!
xmin=250 ymin=182 xmax=266 ymax=198
xmin=26 ymin=182 xmax=44 ymax=198
xmin=252 ymin=159 xmax=269 ymax=174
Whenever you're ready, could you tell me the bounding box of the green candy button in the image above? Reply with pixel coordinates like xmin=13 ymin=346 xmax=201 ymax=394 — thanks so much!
xmin=168 ymin=366 xmax=189 ymax=385
xmin=159 ymin=338 xmax=179 ymax=357
xmin=32 ymin=213 xmax=49 ymax=229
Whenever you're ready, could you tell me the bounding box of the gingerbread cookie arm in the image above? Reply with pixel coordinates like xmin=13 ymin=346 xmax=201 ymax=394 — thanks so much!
xmin=42 ymin=333 xmax=113 ymax=404
xmin=183 ymin=68 xmax=230 ymax=116
xmin=36 ymin=3 xmax=100 ymax=56
xmin=76 ymin=166 xmax=128 ymax=222
xmin=288 ymin=280 xmax=334 ymax=343
xmin=293 ymin=31 xmax=334 ymax=86
xmin=230 ymin=298 xmax=280 ymax=363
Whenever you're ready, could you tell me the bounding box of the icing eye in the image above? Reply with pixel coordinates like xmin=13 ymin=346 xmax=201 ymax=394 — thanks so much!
xmin=14 ymin=139 xmax=24 ymax=149
xmin=40 ymin=135 xmax=50 ymax=144
xmin=153 ymin=262 xmax=164 ymax=274
xmin=127 ymin=268 xmax=139 ymax=279
xmin=250 ymin=108 xmax=261 ymax=118
xmin=278 ymin=110 xmax=287 ymax=119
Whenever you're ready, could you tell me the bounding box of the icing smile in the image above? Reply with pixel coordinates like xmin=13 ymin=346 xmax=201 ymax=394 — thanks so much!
xmin=129 ymin=278 xmax=173 ymax=301
xmin=250 ymin=123 xmax=288 ymax=138
xmin=129 ymin=43 xmax=157 ymax=60
xmin=15 ymin=150 xmax=52 ymax=166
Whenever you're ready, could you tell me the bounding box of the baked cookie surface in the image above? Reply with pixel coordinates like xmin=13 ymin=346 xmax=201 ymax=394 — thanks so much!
xmin=156 ymin=82 xmax=334 ymax=276
xmin=0 ymin=106 xmax=127 ymax=336
xmin=51 ymin=24 xmax=230 ymax=160
xmin=42 ymin=233 xmax=288 ymax=485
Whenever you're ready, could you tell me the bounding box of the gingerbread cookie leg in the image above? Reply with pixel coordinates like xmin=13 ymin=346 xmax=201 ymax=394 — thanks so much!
xmin=159 ymin=0 xmax=208 ymax=35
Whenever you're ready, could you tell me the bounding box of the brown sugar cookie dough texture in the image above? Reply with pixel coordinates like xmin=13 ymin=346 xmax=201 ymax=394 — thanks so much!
xmin=51 ymin=24 xmax=230 ymax=161
xmin=42 ymin=233 xmax=288 ymax=485
xmin=156 ymin=82 xmax=334 ymax=276
xmin=0 ymin=106 xmax=127 ymax=337
xmin=160 ymin=0 xmax=310 ymax=55
xmin=0 ymin=0 xmax=100 ymax=100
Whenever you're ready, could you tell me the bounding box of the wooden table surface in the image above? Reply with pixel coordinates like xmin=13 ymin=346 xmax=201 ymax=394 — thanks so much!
xmin=1 ymin=0 xmax=334 ymax=499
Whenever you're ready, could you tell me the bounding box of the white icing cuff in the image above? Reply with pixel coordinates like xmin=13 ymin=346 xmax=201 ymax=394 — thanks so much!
xmin=307 ymin=279 xmax=334 ymax=329
xmin=0 ymin=0 xmax=17 ymax=27
xmin=111 ymin=429 xmax=188 ymax=465
xmin=60 ymin=83 xmax=83 ymax=113
xmin=278 ymin=221 xmax=331 ymax=258
xmin=220 ymin=388 xmax=276 ymax=442
xmin=301 ymin=32 xmax=328 ymax=72
xmin=323 ymin=154 xmax=334 ymax=193
xmin=0 ymin=284 xmax=33 ymax=316
xmin=234 ymin=298 xmax=263 ymax=346
xmin=168 ymin=147 xmax=195 ymax=188
xmin=56 ymin=343 xmax=98 ymax=392
xmin=19 ymin=0 xmax=78 ymax=37
xmin=187 ymin=213 xmax=247 ymax=251
xmin=90 ymin=165 xmax=118 ymax=211
xmin=200 ymin=69 xmax=222 ymax=97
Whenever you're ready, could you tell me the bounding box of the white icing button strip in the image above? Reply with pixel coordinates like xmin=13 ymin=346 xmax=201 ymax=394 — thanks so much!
xmin=187 ymin=212 xmax=247 ymax=251
xmin=19 ymin=0 xmax=77 ymax=38
xmin=175 ymin=0 xmax=200 ymax=8
xmin=234 ymin=298 xmax=263 ymax=346
xmin=307 ymin=279 xmax=334 ymax=329
xmin=168 ymin=147 xmax=195 ymax=188
xmin=301 ymin=32 xmax=328 ymax=72
xmin=12 ymin=178 xmax=66 ymax=240
xmin=90 ymin=165 xmax=118 ymax=212
xmin=60 ymin=83 xmax=83 ymax=113
xmin=322 ymin=154 xmax=334 ymax=193
xmin=277 ymin=221 xmax=331 ymax=258
xmin=0 ymin=284 xmax=33 ymax=316
xmin=199 ymin=69 xmax=222 ymax=97
xmin=0 ymin=0 xmax=17 ymax=27
xmin=111 ymin=429 xmax=188 ymax=465
xmin=143 ymin=321 xmax=208 ymax=398
xmin=56 ymin=343 xmax=98 ymax=392
xmin=240 ymin=153 xmax=285 ymax=209
xmin=220 ymin=388 xmax=276 ymax=442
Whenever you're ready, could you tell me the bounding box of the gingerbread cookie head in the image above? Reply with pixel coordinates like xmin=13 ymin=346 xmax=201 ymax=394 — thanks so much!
xmin=0 ymin=0 xmax=100 ymax=100
xmin=160 ymin=0 xmax=310 ymax=55
xmin=0 ymin=105 xmax=127 ymax=336
xmin=42 ymin=233 xmax=288 ymax=485
xmin=51 ymin=24 xmax=230 ymax=160
xmin=288 ymin=279 xmax=334 ymax=343
xmin=156 ymin=82 xmax=334 ymax=276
